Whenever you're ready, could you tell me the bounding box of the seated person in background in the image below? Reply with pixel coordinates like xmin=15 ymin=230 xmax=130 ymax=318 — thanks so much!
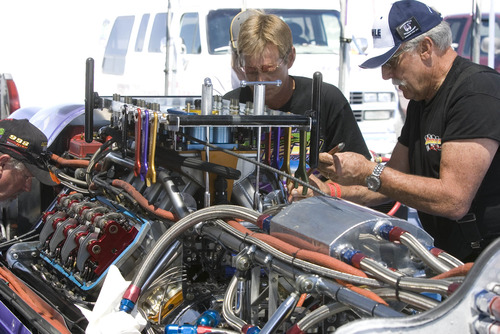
xmin=224 ymin=11 xmax=370 ymax=158
xmin=288 ymin=22 xmax=308 ymax=45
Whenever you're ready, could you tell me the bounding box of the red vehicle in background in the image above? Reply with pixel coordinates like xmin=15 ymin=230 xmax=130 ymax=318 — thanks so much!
xmin=445 ymin=13 xmax=500 ymax=72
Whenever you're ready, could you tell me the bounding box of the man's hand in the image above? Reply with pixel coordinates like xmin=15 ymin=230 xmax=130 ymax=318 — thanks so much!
xmin=317 ymin=152 xmax=374 ymax=186
xmin=287 ymin=174 xmax=330 ymax=202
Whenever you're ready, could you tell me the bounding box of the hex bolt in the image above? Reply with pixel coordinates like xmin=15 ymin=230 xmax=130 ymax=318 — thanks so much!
xmin=301 ymin=279 xmax=314 ymax=292
xmin=109 ymin=225 xmax=118 ymax=234
xmin=92 ymin=245 xmax=101 ymax=254
xmin=236 ymin=255 xmax=251 ymax=271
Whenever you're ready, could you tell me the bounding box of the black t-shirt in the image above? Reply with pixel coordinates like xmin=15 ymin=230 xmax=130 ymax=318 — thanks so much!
xmin=399 ymin=56 xmax=500 ymax=260
xmin=223 ymin=76 xmax=371 ymax=159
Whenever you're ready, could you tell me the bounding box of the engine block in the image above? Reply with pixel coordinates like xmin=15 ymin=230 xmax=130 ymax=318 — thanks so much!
xmin=0 ymin=90 xmax=498 ymax=334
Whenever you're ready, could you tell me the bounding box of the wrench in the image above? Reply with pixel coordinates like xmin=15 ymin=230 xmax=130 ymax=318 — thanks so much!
xmin=280 ymin=127 xmax=292 ymax=177
xmin=294 ymin=130 xmax=309 ymax=195
xmin=271 ymin=127 xmax=281 ymax=169
xmin=140 ymin=109 xmax=149 ymax=182
xmin=265 ymin=128 xmax=272 ymax=166
xmin=134 ymin=108 xmax=142 ymax=177
xmin=146 ymin=111 xmax=158 ymax=186
xmin=121 ymin=106 xmax=128 ymax=158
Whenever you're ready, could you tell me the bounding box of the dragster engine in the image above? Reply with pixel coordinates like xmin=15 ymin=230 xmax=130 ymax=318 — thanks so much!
xmin=0 ymin=76 xmax=498 ymax=334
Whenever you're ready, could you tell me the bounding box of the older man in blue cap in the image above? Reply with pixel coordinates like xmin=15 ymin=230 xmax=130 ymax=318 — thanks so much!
xmin=291 ymin=0 xmax=500 ymax=261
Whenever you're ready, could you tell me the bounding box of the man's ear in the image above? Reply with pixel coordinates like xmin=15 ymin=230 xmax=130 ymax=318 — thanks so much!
xmin=287 ymin=46 xmax=296 ymax=68
xmin=420 ymin=37 xmax=434 ymax=61
xmin=0 ymin=154 xmax=10 ymax=176
xmin=0 ymin=154 xmax=10 ymax=166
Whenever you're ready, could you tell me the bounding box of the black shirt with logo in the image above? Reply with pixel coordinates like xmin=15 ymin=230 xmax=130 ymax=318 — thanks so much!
xmin=223 ymin=76 xmax=371 ymax=159
xmin=399 ymin=56 xmax=500 ymax=260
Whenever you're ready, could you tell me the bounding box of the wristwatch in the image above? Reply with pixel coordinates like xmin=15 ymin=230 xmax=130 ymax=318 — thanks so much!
xmin=366 ymin=163 xmax=386 ymax=192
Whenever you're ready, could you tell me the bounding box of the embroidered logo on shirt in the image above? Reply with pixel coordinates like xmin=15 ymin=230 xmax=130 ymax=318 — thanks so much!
xmin=424 ymin=134 xmax=441 ymax=151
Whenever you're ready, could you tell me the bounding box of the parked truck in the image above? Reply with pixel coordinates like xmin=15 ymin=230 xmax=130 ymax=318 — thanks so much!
xmin=445 ymin=12 xmax=500 ymax=72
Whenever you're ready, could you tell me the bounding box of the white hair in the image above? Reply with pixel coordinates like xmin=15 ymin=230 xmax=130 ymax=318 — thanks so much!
xmin=403 ymin=21 xmax=453 ymax=52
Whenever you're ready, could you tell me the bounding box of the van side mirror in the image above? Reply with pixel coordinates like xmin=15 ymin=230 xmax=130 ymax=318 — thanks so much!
xmin=173 ymin=37 xmax=187 ymax=55
xmin=160 ymin=37 xmax=167 ymax=53
xmin=353 ymin=37 xmax=368 ymax=54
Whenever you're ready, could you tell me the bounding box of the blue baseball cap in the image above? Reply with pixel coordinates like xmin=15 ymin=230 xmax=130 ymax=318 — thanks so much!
xmin=360 ymin=0 xmax=443 ymax=69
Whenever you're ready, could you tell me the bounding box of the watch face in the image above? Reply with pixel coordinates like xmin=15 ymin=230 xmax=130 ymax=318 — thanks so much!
xmin=366 ymin=175 xmax=381 ymax=191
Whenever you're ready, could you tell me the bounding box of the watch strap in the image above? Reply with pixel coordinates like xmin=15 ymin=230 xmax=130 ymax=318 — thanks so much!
xmin=372 ymin=163 xmax=385 ymax=178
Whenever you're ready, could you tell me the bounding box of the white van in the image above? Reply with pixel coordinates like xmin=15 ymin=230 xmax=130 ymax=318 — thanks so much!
xmin=95 ymin=0 xmax=401 ymax=156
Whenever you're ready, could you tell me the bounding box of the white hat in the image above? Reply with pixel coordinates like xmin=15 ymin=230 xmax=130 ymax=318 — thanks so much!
xmin=360 ymin=0 xmax=443 ymax=69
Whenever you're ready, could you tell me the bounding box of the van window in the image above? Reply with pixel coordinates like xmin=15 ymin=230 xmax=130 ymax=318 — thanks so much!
xmin=135 ymin=14 xmax=150 ymax=52
xmin=207 ymin=9 xmax=238 ymax=54
xmin=274 ymin=10 xmax=341 ymax=54
xmin=447 ymin=17 xmax=467 ymax=46
xmin=148 ymin=13 xmax=167 ymax=53
xmin=180 ymin=13 xmax=201 ymax=54
xmin=206 ymin=9 xmax=341 ymax=55
xmin=463 ymin=17 xmax=500 ymax=56
xmin=102 ymin=15 xmax=135 ymax=75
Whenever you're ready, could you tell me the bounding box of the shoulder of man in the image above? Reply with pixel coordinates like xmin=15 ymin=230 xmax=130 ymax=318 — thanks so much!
xmin=454 ymin=56 xmax=500 ymax=78
xmin=294 ymin=76 xmax=344 ymax=95
xmin=451 ymin=56 xmax=500 ymax=96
